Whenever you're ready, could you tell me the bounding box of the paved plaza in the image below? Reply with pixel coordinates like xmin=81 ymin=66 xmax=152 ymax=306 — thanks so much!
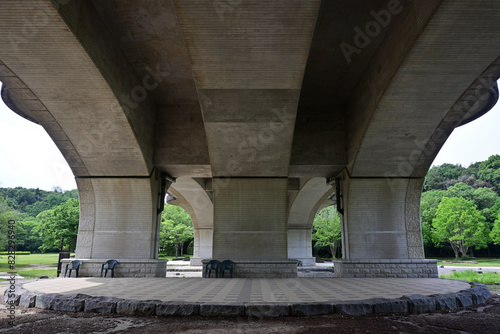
xmin=22 ymin=277 xmax=471 ymax=304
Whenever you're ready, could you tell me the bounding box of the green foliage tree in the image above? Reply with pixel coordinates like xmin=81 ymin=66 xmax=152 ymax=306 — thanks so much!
xmin=424 ymin=163 xmax=465 ymax=191
xmin=432 ymin=197 xmax=489 ymax=259
xmin=312 ymin=206 xmax=342 ymax=258
xmin=477 ymin=155 xmax=500 ymax=195
xmin=420 ymin=190 xmax=449 ymax=249
xmin=15 ymin=220 xmax=42 ymax=252
xmin=0 ymin=187 xmax=78 ymax=217
xmin=472 ymin=187 xmax=499 ymax=211
xmin=489 ymin=199 xmax=500 ymax=223
xmin=463 ymin=161 xmax=481 ymax=177
xmin=37 ymin=198 xmax=79 ymax=252
xmin=0 ymin=195 xmax=19 ymax=250
xmin=490 ymin=212 xmax=500 ymax=246
xmin=159 ymin=219 xmax=194 ymax=257
xmin=161 ymin=203 xmax=192 ymax=227
xmin=446 ymin=182 xmax=474 ymax=201
xmin=159 ymin=204 xmax=194 ymax=256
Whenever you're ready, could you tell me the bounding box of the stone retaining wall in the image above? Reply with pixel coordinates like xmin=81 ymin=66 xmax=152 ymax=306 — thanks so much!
xmin=333 ymin=259 xmax=438 ymax=278
xmin=202 ymin=259 xmax=298 ymax=278
xmin=60 ymin=259 xmax=167 ymax=278
xmin=5 ymin=281 xmax=491 ymax=317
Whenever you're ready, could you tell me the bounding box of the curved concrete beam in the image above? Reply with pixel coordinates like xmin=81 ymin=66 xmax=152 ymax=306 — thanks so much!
xmin=288 ymin=178 xmax=334 ymax=230
xmin=168 ymin=178 xmax=213 ymax=230
xmin=0 ymin=0 xmax=156 ymax=176
xmin=349 ymin=0 xmax=500 ymax=177
xmin=175 ymin=0 xmax=321 ymax=177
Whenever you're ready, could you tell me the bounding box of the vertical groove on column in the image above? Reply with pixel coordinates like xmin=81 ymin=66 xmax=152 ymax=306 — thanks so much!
xmin=75 ymin=178 xmax=96 ymax=258
xmin=405 ymin=179 xmax=425 ymax=259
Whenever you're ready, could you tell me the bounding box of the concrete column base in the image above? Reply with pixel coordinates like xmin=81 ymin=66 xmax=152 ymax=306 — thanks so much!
xmin=61 ymin=259 xmax=167 ymax=278
xmin=202 ymin=259 xmax=298 ymax=278
xmin=189 ymin=257 xmax=204 ymax=266
xmin=333 ymin=259 xmax=438 ymax=278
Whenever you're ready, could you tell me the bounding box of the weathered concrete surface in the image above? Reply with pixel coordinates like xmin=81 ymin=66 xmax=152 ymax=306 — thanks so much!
xmin=9 ymin=278 xmax=492 ymax=318
xmin=116 ymin=300 xmax=158 ymax=316
xmin=290 ymin=303 xmax=334 ymax=317
xmin=83 ymin=297 xmax=119 ymax=314
xmin=2 ymin=1 xmax=500 ymax=277
xmin=402 ymin=294 xmax=437 ymax=314
xmin=199 ymin=304 xmax=246 ymax=317
xmin=155 ymin=302 xmax=200 ymax=316
xmin=246 ymin=304 xmax=290 ymax=318
xmin=2 ymin=296 xmax=500 ymax=334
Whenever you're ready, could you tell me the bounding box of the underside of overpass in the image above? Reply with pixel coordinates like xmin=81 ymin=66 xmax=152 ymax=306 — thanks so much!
xmin=1 ymin=0 xmax=500 ymax=277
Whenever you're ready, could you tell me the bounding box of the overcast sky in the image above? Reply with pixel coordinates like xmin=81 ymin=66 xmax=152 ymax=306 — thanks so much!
xmin=1 ymin=83 xmax=500 ymax=191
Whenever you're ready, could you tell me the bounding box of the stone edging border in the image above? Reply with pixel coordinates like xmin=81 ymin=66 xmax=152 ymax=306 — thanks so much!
xmin=3 ymin=280 xmax=491 ymax=317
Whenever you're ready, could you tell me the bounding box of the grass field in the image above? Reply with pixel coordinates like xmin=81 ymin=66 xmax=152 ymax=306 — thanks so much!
xmin=18 ymin=269 xmax=57 ymax=279
xmin=0 ymin=253 xmax=65 ymax=278
xmin=158 ymin=254 xmax=192 ymax=261
xmin=435 ymin=258 xmax=500 ymax=267
xmin=440 ymin=269 xmax=500 ymax=284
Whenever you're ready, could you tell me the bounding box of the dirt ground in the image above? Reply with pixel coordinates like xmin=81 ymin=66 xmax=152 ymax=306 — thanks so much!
xmin=0 ymin=293 xmax=499 ymax=334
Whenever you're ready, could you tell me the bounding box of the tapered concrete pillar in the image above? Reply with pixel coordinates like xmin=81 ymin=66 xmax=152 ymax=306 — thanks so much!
xmin=192 ymin=228 xmax=213 ymax=265
xmin=73 ymin=173 xmax=167 ymax=277
xmin=333 ymin=175 xmax=437 ymax=278
xmin=287 ymin=228 xmax=315 ymax=266
xmin=206 ymin=178 xmax=297 ymax=278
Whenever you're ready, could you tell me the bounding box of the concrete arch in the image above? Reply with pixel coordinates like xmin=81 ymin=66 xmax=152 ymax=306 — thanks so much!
xmin=288 ymin=178 xmax=334 ymax=230
xmin=348 ymin=2 xmax=500 ymax=178
xmin=0 ymin=0 xmax=155 ymax=177
xmin=287 ymin=178 xmax=334 ymax=266
xmin=168 ymin=178 xmax=214 ymax=265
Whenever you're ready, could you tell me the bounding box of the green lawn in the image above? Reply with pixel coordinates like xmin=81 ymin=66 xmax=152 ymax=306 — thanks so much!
xmin=18 ymin=269 xmax=58 ymax=279
xmin=440 ymin=269 xmax=500 ymax=284
xmin=435 ymin=258 xmax=500 ymax=267
xmin=0 ymin=253 xmax=67 ymax=270
xmin=0 ymin=253 xmax=68 ymax=278
xmin=158 ymin=254 xmax=192 ymax=261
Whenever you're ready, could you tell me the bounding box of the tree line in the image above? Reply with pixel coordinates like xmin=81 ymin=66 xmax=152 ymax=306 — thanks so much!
xmin=0 ymin=186 xmax=193 ymax=255
xmin=0 ymin=187 xmax=79 ymax=252
xmin=422 ymin=155 xmax=500 ymax=258
xmin=312 ymin=155 xmax=500 ymax=260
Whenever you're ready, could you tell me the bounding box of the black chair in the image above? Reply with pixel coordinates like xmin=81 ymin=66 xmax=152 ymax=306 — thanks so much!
xmin=219 ymin=260 xmax=235 ymax=278
xmin=205 ymin=260 xmax=221 ymax=278
xmin=64 ymin=260 xmax=82 ymax=278
xmin=100 ymin=259 xmax=118 ymax=278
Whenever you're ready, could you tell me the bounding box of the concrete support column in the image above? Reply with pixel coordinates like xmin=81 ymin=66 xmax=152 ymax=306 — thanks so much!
xmin=212 ymin=178 xmax=296 ymax=278
xmin=334 ymin=175 xmax=437 ymax=278
xmin=190 ymin=228 xmax=213 ymax=266
xmin=287 ymin=228 xmax=315 ymax=266
xmin=74 ymin=173 xmax=167 ymax=277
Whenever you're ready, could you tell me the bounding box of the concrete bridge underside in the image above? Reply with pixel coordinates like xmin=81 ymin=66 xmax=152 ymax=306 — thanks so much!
xmin=1 ymin=0 xmax=500 ymax=277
